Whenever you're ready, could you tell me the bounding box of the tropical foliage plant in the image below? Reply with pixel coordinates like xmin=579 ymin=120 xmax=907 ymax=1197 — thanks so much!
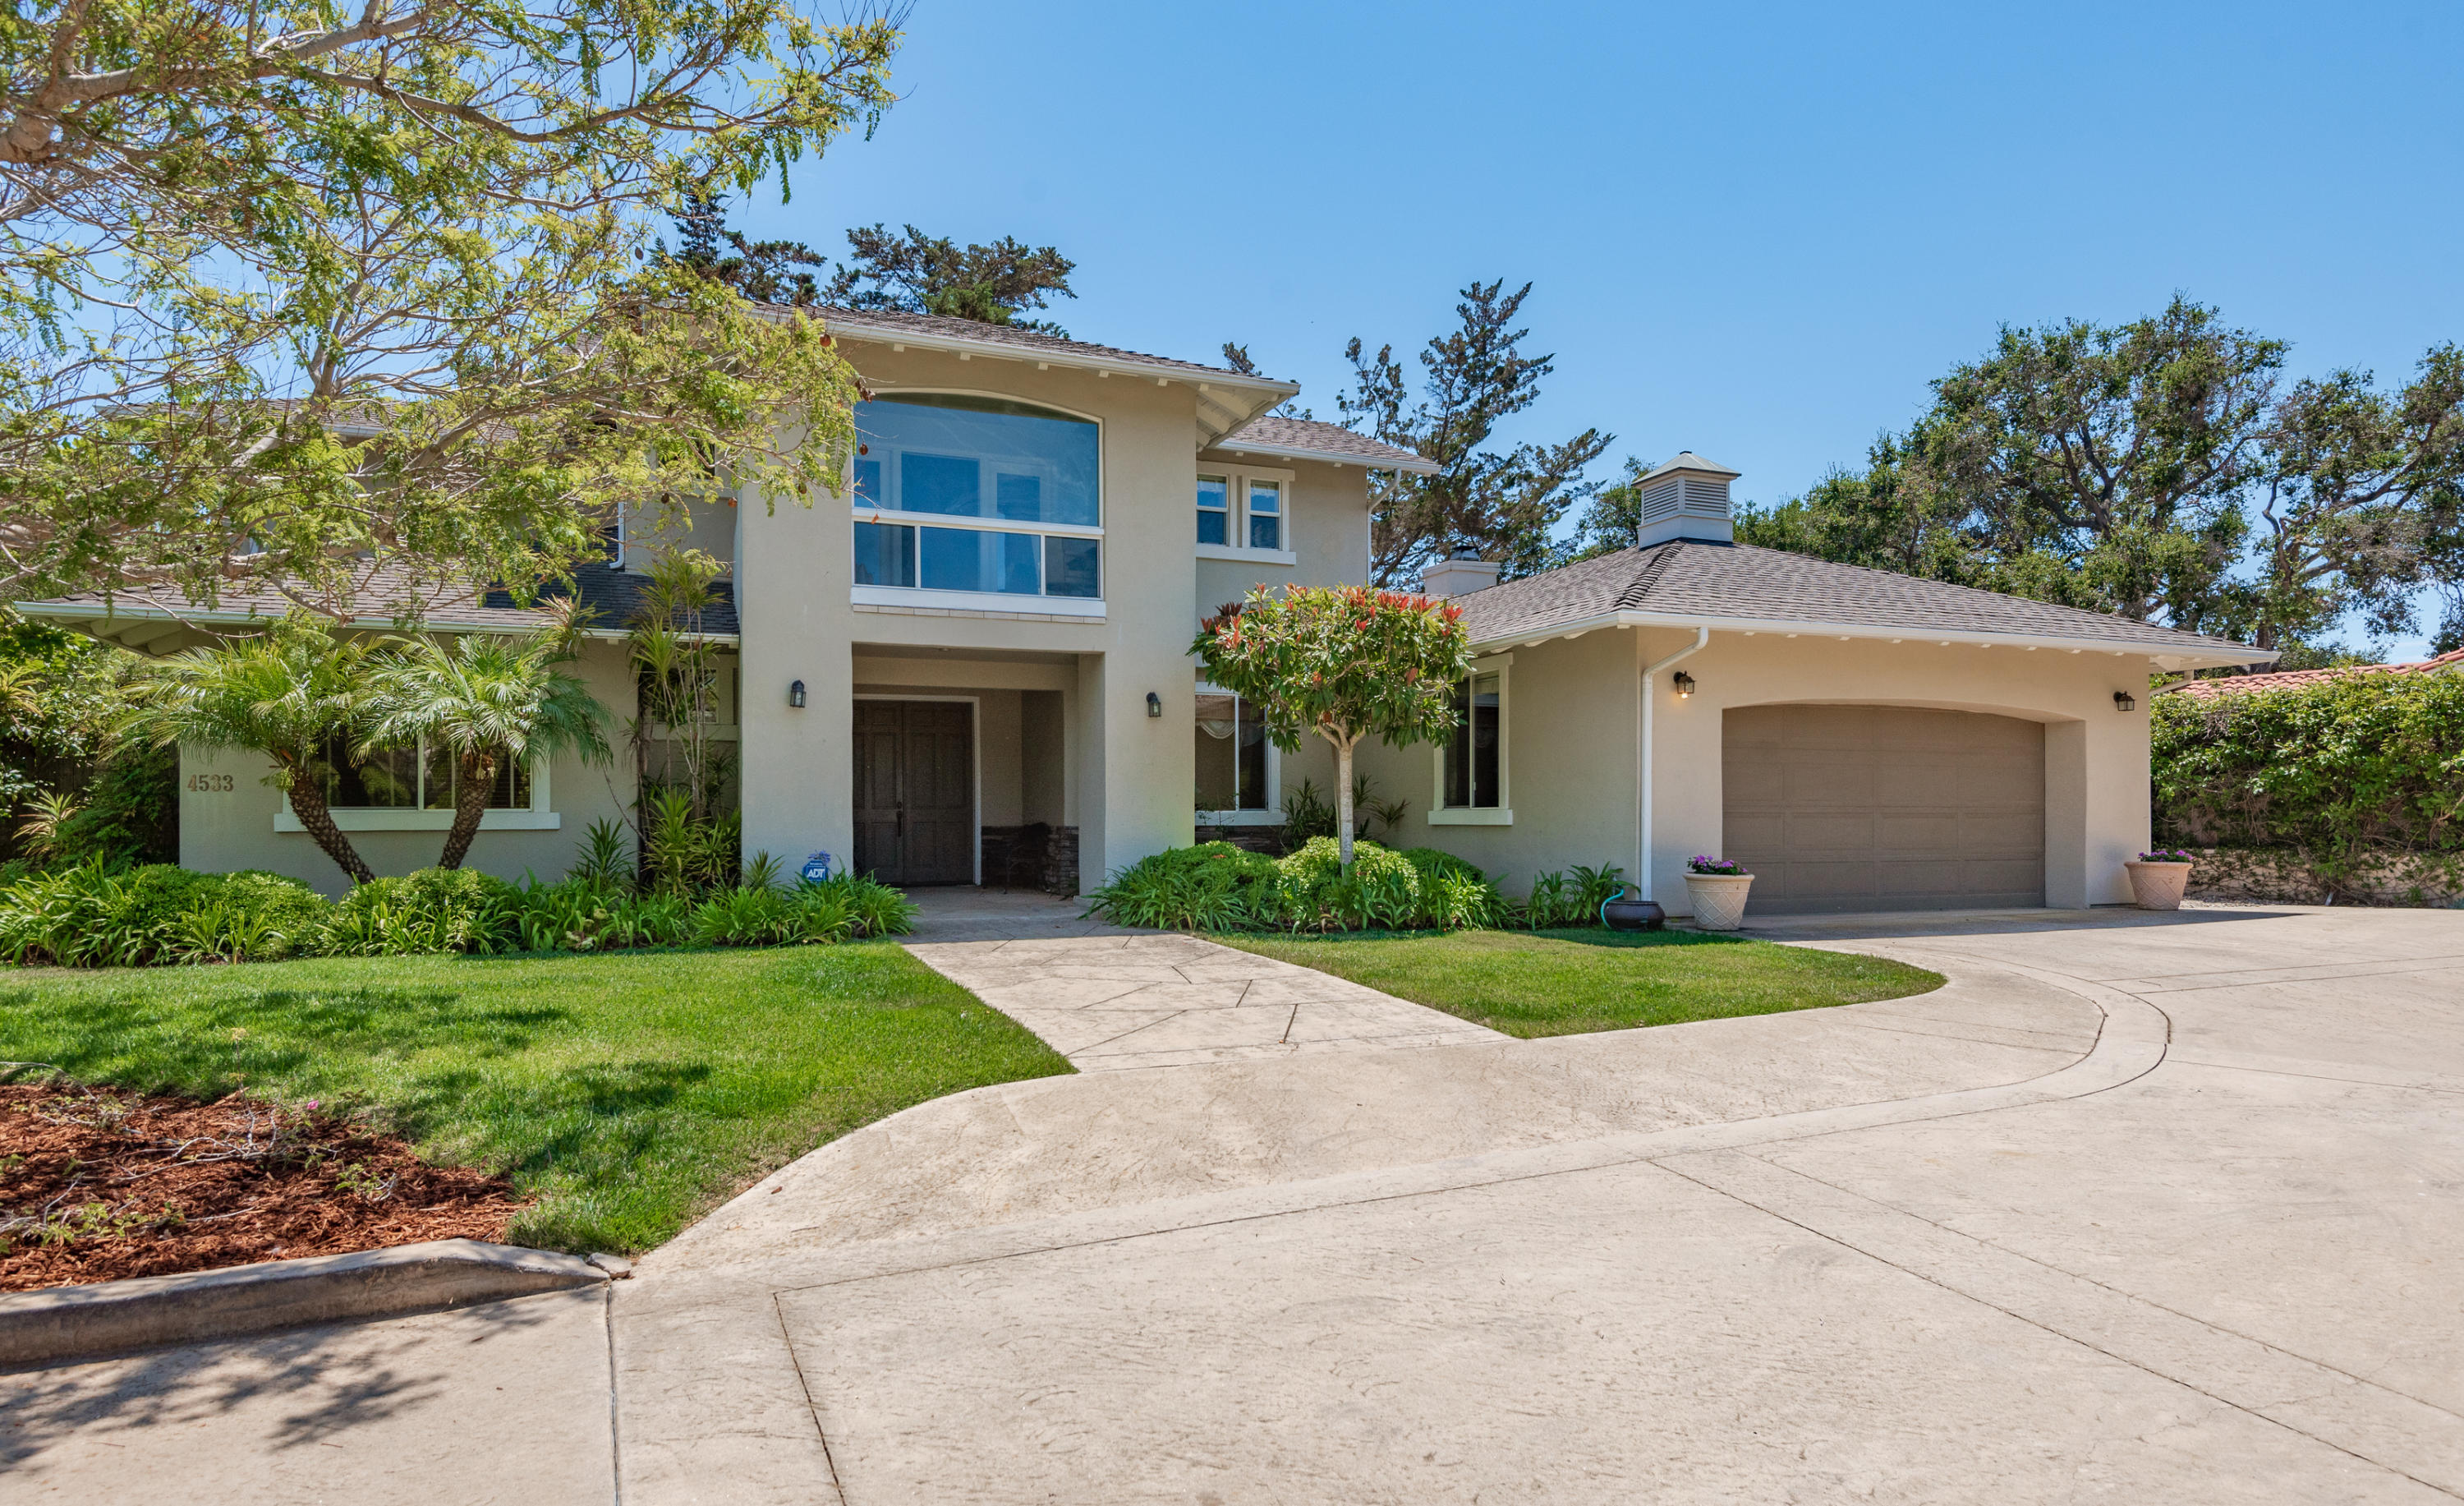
xmin=126 ymin=618 xmax=374 ymax=883
xmin=361 ymin=624 xmax=611 ymax=869
xmin=1193 ymin=584 xmax=1471 ymax=866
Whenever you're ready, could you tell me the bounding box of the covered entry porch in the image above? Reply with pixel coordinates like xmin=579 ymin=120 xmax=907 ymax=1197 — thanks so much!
xmin=847 ymin=647 xmax=1085 ymax=891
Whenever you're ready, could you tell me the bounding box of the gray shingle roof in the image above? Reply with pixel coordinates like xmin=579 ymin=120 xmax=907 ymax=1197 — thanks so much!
xmin=1452 ymin=541 xmax=2269 ymax=661
xmin=21 ymin=559 xmax=737 ymax=642
xmin=1212 ymin=416 xmax=1438 ymax=472
xmin=815 ymin=306 xmax=1284 ymax=384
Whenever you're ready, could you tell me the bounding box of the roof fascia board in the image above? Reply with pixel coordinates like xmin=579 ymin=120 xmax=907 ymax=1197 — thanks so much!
xmin=1206 ymin=439 xmax=1441 ymax=475
xmin=1468 ymin=608 xmax=2273 ymax=666
xmin=823 ymin=316 xmax=1298 ymax=400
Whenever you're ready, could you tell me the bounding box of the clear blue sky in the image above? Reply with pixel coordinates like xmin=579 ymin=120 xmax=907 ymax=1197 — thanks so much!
xmin=733 ymin=0 xmax=2464 ymax=654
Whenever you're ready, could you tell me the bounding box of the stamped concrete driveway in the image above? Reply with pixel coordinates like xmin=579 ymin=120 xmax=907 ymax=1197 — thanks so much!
xmin=10 ymin=904 xmax=2462 ymax=1504
xmin=613 ymin=903 xmax=2464 ymax=1504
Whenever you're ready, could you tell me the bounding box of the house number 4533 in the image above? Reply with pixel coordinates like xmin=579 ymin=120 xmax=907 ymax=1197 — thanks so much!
xmin=186 ymin=774 xmax=235 ymax=793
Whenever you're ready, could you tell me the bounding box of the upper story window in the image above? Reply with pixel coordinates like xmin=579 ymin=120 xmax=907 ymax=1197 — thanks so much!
xmin=850 ymin=394 xmax=1103 ymax=608
xmin=1194 ymin=463 xmax=1295 ymax=559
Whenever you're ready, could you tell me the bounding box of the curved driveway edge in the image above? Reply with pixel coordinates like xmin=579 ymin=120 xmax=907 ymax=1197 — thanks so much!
xmin=0 ymin=1239 xmax=609 ymax=1370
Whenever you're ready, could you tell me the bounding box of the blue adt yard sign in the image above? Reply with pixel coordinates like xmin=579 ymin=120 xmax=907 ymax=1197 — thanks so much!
xmin=799 ymin=852 xmax=837 ymax=885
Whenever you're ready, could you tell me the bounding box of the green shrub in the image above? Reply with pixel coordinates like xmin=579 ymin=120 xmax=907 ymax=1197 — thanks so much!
xmin=0 ymin=864 xmax=211 ymax=965
xmin=320 ymin=868 xmax=520 ymax=956
xmin=809 ymin=873 xmax=917 ymax=938
xmin=1084 ymin=841 xmax=1284 ymax=930
xmin=173 ymin=871 xmax=329 ymax=962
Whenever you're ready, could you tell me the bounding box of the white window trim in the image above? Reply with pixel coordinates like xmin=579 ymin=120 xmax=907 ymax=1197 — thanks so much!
xmin=843 ymin=389 xmax=1107 ymax=608
xmin=850 ymin=584 xmax=1106 ymax=617
xmin=1194 ymin=462 xmax=1295 ymax=561
xmin=1194 ymin=681 xmax=1280 ymax=824
xmin=1429 ymin=652 xmax=1512 ymax=826
xmin=278 ymin=750 xmax=556 ymax=833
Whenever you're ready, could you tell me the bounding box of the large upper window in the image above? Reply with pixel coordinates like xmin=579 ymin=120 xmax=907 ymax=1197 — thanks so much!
xmin=849 ymin=394 xmax=1102 ymax=606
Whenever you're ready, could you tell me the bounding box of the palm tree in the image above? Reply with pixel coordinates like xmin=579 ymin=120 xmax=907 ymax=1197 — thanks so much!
xmin=129 ymin=619 xmax=376 ymax=884
xmin=362 ymin=629 xmax=611 ymax=870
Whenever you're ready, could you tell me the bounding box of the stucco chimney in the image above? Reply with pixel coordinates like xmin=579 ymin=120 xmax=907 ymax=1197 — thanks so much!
xmin=1420 ymin=550 xmax=1503 ymax=598
xmin=1634 ymin=452 xmax=1741 ymax=548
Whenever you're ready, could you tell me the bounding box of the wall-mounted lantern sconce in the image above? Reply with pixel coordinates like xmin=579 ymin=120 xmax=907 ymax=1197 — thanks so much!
xmin=788 ymin=679 xmax=807 ymax=709
xmin=1146 ymin=692 xmax=1163 ymax=718
xmin=2112 ymin=689 xmax=2135 ymax=712
xmin=1672 ymin=671 xmax=1696 ymax=699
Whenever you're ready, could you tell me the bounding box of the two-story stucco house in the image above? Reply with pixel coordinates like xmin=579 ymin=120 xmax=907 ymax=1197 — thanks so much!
xmin=22 ymin=309 xmax=2272 ymax=914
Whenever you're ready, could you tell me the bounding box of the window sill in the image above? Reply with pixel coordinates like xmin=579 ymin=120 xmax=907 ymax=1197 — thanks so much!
xmin=277 ymin=809 xmax=562 ymax=833
xmin=1195 ymin=809 xmax=1281 ymax=827
xmin=1428 ymin=808 xmax=1513 ymax=827
xmin=1196 ymin=544 xmax=1299 ymax=567
xmin=850 ymin=585 xmax=1106 ymax=618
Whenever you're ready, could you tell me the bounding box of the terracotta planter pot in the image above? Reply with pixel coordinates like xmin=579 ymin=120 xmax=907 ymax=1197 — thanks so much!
xmin=1684 ymin=873 xmax=1755 ymax=931
xmin=2125 ymin=860 xmax=2193 ymax=911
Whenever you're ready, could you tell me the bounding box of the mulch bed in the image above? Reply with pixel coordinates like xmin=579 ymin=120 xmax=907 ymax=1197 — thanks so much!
xmin=0 ymin=1079 xmax=525 ymax=1292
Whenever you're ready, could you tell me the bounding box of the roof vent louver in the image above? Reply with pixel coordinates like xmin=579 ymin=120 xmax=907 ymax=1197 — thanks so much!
xmin=1634 ymin=452 xmax=1741 ymax=548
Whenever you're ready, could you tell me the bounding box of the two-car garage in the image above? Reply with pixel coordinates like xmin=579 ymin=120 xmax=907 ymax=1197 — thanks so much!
xmin=1721 ymin=704 xmax=2047 ymax=915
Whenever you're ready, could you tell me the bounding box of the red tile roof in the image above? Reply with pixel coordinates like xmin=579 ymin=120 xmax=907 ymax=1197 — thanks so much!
xmin=2160 ymin=647 xmax=2464 ymax=699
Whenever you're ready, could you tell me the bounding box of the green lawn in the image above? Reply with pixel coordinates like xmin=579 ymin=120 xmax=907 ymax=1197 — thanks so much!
xmin=0 ymin=944 xmax=1070 ymax=1253
xmin=1214 ymin=928 xmax=1942 ymax=1039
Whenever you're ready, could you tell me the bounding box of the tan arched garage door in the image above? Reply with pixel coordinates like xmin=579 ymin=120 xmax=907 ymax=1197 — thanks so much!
xmin=1722 ymin=705 xmax=2045 ymax=914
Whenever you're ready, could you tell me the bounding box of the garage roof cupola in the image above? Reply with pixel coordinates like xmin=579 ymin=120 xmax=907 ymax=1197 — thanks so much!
xmin=1635 ymin=452 xmax=1742 ymax=548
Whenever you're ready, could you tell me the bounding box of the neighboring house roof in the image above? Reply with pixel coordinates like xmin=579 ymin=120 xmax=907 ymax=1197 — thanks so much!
xmin=1451 ymin=541 xmax=2273 ymax=667
xmin=1210 ymin=415 xmax=1441 ymax=474
xmin=15 ymin=559 xmax=737 ymax=654
xmin=2158 ymin=646 xmax=2464 ymax=700
xmin=808 ymin=306 xmax=1298 ymax=449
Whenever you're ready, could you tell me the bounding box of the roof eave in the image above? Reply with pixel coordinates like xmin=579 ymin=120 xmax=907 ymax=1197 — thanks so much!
xmin=1467 ymin=608 xmax=2276 ymax=669
xmin=1204 ymin=438 xmax=1441 ymax=475
xmin=13 ymin=599 xmax=736 ymax=652
xmin=819 ymin=313 xmax=1299 ymax=449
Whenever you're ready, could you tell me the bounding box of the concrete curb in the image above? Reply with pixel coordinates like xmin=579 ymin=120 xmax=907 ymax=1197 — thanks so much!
xmin=0 ymin=1238 xmax=608 ymax=1370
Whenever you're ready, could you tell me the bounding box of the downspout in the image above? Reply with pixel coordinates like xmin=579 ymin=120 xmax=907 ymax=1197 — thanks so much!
xmin=1635 ymin=626 xmax=1710 ymax=901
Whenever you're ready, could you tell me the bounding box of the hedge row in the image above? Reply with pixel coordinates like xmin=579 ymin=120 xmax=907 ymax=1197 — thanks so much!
xmin=1083 ymin=838 xmax=1629 ymax=933
xmin=0 ymin=864 xmax=916 ymax=969
xmin=2154 ymin=670 xmax=2464 ymax=876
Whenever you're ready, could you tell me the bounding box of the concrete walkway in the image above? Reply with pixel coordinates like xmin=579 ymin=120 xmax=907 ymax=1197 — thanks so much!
xmin=11 ymin=904 xmax=2464 ymax=1503
xmin=907 ymin=928 xmax=1505 ymax=1070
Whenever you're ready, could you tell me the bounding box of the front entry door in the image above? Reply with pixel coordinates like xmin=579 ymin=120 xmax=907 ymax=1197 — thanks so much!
xmin=853 ymin=701 xmax=975 ymax=885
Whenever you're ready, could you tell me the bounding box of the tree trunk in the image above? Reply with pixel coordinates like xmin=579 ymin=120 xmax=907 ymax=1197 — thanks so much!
xmin=438 ymin=749 xmax=497 ymax=870
xmin=283 ymin=765 xmax=376 ymax=886
xmin=1333 ymin=735 xmax=1358 ymax=868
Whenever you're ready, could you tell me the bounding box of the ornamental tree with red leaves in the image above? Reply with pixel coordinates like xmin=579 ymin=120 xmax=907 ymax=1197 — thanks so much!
xmin=1192 ymin=584 xmax=1470 ymax=867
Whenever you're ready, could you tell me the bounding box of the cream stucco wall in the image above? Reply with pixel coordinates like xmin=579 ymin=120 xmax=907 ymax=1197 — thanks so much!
xmin=1359 ymin=623 xmax=2156 ymax=914
xmin=735 ymin=344 xmax=1215 ymax=887
xmin=178 ymin=638 xmax=638 ymax=897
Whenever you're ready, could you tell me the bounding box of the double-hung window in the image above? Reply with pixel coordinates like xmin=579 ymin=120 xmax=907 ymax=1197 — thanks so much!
xmin=849 ymin=394 xmax=1103 ymax=611
xmin=1194 ymin=684 xmax=1273 ymax=818
xmin=1193 ymin=463 xmax=1294 ymax=559
xmin=1432 ymin=659 xmax=1510 ymax=824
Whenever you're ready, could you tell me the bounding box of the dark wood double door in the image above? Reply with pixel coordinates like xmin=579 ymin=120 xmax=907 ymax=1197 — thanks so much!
xmin=854 ymin=700 xmax=975 ymax=886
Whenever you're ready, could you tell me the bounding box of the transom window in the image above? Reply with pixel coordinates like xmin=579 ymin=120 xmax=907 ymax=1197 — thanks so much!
xmin=1193 ymin=463 xmax=1294 ymax=555
xmin=1195 ymin=685 xmax=1271 ymax=815
xmin=850 ymin=394 xmax=1101 ymax=604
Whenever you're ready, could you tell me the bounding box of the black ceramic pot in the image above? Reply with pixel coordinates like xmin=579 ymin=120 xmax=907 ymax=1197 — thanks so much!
xmin=1601 ymin=896 xmax=1666 ymax=932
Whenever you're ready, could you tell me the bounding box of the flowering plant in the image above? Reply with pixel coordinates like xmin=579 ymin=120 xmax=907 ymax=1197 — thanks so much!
xmin=2137 ymin=849 xmax=2196 ymax=864
xmin=1686 ymin=855 xmax=1749 ymax=876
